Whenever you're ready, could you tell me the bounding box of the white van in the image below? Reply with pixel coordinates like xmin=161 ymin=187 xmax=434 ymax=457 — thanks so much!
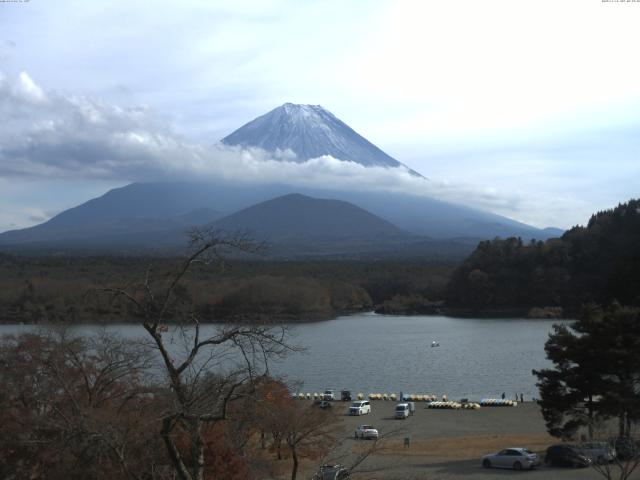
xmin=395 ymin=403 xmax=410 ymax=419
xmin=349 ymin=400 xmax=371 ymax=415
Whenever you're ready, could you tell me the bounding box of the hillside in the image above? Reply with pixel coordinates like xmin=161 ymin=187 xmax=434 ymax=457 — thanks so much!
xmin=213 ymin=193 xmax=408 ymax=241
xmin=445 ymin=199 xmax=640 ymax=314
xmin=0 ymin=181 xmax=560 ymax=254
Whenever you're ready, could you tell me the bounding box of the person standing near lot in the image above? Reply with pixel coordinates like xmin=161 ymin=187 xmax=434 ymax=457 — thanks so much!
xmin=501 ymin=392 xmax=505 ymax=400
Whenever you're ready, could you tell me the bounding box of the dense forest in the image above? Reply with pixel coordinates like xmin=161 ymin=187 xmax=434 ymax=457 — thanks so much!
xmin=4 ymin=199 xmax=638 ymax=323
xmin=445 ymin=199 xmax=640 ymax=315
xmin=0 ymin=255 xmax=454 ymax=323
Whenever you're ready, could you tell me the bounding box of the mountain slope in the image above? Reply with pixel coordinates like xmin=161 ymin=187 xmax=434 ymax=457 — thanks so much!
xmin=0 ymin=182 xmax=562 ymax=252
xmin=213 ymin=193 xmax=408 ymax=241
xmin=0 ymin=183 xmax=224 ymax=244
xmin=222 ymin=103 xmax=420 ymax=174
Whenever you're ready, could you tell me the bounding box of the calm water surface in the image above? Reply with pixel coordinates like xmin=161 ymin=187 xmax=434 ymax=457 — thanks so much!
xmin=0 ymin=312 xmax=566 ymax=401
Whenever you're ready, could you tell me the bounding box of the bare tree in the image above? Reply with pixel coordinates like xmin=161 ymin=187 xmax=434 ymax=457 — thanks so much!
xmin=275 ymin=402 xmax=340 ymax=480
xmin=0 ymin=328 xmax=160 ymax=480
xmin=590 ymin=434 xmax=640 ymax=480
xmin=103 ymin=228 xmax=296 ymax=480
xmin=310 ymin=424 xmax=405 ymax=480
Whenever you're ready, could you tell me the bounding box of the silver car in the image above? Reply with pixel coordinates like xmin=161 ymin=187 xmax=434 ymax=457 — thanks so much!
xmin=482 ymin=447 xmax=541 ymax=470
xmin=312 ymin=464 xmax=350 ymax=480
xmin=579 ymin=442 xmax=616 ymax=464
xmin=354 ymin=425 xmax=379 ymax=440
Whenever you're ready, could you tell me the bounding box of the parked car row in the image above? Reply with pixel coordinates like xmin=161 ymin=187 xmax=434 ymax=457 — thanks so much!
xmin=481 ymin=441 xmax=630 ymax=471
xmin=295 ymin=389 xmax=352 ymax=401
xmin=322 ymin=390 xmax=353 ymax=401
xmin=315 ymin=442 xmax=629 ymax=478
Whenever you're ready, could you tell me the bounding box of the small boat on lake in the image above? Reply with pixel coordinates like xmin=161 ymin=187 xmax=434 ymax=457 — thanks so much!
xmin=431 ymin=341 xmax=440 ymax=347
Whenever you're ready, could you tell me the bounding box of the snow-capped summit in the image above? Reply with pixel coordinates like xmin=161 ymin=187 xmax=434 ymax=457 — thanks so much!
xmin=221 ymin=103 xmax=421 ymax=174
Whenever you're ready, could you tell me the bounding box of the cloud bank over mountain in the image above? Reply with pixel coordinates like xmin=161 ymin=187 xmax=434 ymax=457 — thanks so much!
xmin=2 ymin=1 xmax=640 ymax=233
xmin=0 ymin=70 xmax=527 ymax=220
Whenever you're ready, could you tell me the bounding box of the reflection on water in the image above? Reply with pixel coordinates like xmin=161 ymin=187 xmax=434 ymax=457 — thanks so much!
xmin=0 ymin=312 xmax=567 ymax=400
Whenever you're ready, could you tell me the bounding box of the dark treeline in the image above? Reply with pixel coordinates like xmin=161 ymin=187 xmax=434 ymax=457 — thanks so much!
xmin=4 ymin=199 xmax=640 ymax=322
xmin=0 ymin=255 xmax=455 ymax=323
xmin=445 ymin=199 xmax=640 ymax=315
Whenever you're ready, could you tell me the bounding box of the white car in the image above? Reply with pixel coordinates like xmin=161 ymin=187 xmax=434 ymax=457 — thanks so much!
xmin=354 ymin=425 xmax=379 ymax=440
xmin=323 ymin=389 xmax=335 ymax=401
xmin=349 ymin=400 xmax=371 ymax=415
xmin=482 ymin=447 xmax=541 ymax=470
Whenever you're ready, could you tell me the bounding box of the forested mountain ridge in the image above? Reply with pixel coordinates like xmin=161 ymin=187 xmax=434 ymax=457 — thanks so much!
xmin=445 ymin=199 xmax=640 ymax=313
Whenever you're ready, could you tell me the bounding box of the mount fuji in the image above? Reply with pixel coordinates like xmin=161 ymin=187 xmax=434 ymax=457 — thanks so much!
xmin=222 ymin=103 xmax=422 ymax=176
xmin=0 ymin=103 xmax=564 ymax=256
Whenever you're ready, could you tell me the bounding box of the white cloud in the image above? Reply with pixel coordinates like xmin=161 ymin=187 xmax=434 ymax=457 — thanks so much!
xmin=16 ymin=71 xmax=47 ymax=103
xmin=1 ymin=68 xmax=638 ymax=230
xmin=342 ymin=0 xmax=640 ymax=142
xmin=0 ymin=70 xmax=542 ymax=224
xmin=0 ymin=208 xmax=55 ymax=230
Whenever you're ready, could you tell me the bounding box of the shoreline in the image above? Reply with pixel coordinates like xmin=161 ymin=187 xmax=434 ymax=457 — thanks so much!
xmin=0 ymin=309 xmax=575 ymax=325
xmin=0 ymin=306 xmax=576 ymax=325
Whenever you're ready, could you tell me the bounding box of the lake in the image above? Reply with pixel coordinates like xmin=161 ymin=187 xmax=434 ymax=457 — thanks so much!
xmin=0 ymin=312 xmax=567 ymax=401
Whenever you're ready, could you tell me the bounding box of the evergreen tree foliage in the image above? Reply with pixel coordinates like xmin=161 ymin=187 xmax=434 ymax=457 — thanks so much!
xmin=446 ymin=199 xmax=640 ymax=310
xmin=534 ymin=304 xmax=640 ymax=440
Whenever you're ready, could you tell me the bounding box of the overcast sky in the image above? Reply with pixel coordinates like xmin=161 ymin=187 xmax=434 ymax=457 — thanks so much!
xmin=1 ymin=0 xmax=639 ymax=232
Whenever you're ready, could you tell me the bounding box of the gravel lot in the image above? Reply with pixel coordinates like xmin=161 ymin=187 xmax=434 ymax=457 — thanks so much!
xmin=315 ymin=400 xmax=639 ymax=480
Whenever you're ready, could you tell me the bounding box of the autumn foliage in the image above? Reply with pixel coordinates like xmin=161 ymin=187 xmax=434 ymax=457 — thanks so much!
xmin=0 ymin=331 xmax=340 ymax=480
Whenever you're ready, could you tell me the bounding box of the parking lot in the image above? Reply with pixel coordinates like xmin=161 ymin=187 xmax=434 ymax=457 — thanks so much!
xmin=317 ymin=400 xmax=639 ymax=479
